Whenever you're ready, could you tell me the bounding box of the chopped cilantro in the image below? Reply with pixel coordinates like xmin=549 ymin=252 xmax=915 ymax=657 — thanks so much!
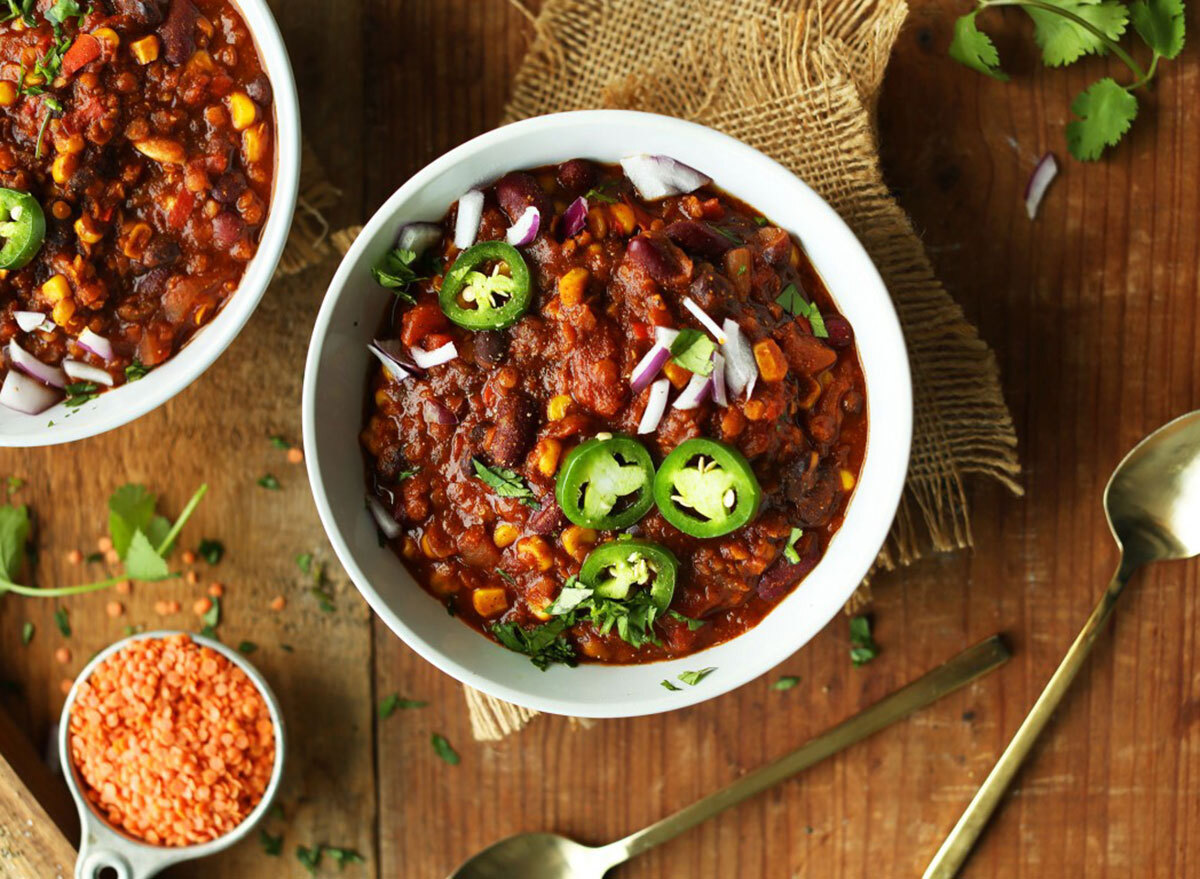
xmin=295 ymin=553 xmax=313 ymax=574
xmin=20 ymin=621 xmax=33 ymax=645
xmin=772 ymin=675 xmax=801 ymax=691
xmin=64 ymin=381 xmax=100 ymax=408
xmin=124 ymin=360 xmax=151 ymax=382
xmin=471 ymin=458 xmax=539 ymax=508
xmin=54 ymin=607 xmax=70 ymax=637
xmin=257 ymin=474 xmax=281 ymax=490
xmin=783 ymin=527 xmax=804 ymax=564
xmin=677 ymin=667 xmax=716 ymax=686
xmin=378 ymin=693 xmax=427 ymax=718
xmin=431 ymin=733 xmax=460 ymax=765
xmin=490 ymin=618 xmax=577 ymax=670
xmin=669 ymin=328 xmax=716 ymax=376
xmin=237 ymin=641 xmax=257 ymax=655
xmin=268 ymin=435 xmax=289 ymax=450
xmin=372 ymin=247 xmax=423 ymax=303
xmin=201 ymin=596 xmax=220 ymax=631
xmin=197 ymin=538 xmax=224 ymax=565
xmin=259 ymin=830 xmax=283 ymax=856
xmin=850 ymin=615 xmax=880 ymax=667
xmin=776 ymin=284 xmax=828 ymax=338
xmin=661 ymin=679 xmax=681 ymax=691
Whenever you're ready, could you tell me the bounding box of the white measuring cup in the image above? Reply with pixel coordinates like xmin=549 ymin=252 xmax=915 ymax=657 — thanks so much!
xmin=57 ymin=631 xmax=287 ymax=879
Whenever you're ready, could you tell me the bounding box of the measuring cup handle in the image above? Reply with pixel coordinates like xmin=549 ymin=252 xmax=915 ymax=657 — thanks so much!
xmin=76 ymin=838 xmax=161 ymax=879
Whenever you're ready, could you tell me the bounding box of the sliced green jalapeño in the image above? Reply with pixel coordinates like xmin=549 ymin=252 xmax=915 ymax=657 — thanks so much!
xmin=654 ymin=437 xmax=762 ymax=538
xmin=438 ymin=240 xmax=532 ymax=330
xmin=555 ymin=434 xmax=655 ymax=530
xmin=0 ymin=189 xmax=45 ymax=270
xmin=579 ymin=538 xmax=679 ymax=610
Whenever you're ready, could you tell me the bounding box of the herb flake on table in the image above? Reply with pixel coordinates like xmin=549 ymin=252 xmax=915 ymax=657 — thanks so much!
xmin=257 ymin=473 xmax=281 ymax=490
xmin=471 ymin=458 xmax=539 ymax=508
xmin=268 ymin=434 xmax=289 ymax=450
xmin=5 ymin=476 xmax=23 ymax=495
xmin=237 ymin=641 xmax=257 ymax=655
xmin=296 ymin=845 xmax=321 ymax=873
xmin=197 ymin=538 xmax=224 ymax=565
xmin=678 ymin=667 xmax=716 ymax=686
xmin=54 ymin=607 xmax=70 ymax=637
xmin=200 ymin=596 xmax=221 ymax=636
xmin=772 ymin=675 xmax=801 ymax=691
xmin=431 ymin=733 xmax=460 ymax=765
xmin=259 ymin=829 xmax=283 ymax=856
xmin=669 ymin=328 xmax=716 ymax=376
xmin=21 ymin=621 xmax=33 ymax=645
xmin=378 ymin=693 xmax=427 ymax=718
xmin=296 ymin=552 xmax=313 ymax=573
xmin=849 ymin=615 xmax=880 ymax=667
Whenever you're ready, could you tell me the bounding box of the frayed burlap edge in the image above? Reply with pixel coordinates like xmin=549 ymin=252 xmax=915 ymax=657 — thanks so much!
xmin=275 ymin=140 xmax=342 ymax=276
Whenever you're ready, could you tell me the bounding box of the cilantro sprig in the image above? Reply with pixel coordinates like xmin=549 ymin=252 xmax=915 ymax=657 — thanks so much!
xmin=950 ymin=0 xmax=1185 ymax=160
xmin=0 ymin=484 xmax=207 ymax=598
xmin=372 ymin=247 xmax=424 ymax=303
xmin=471 ymin=458 xmax=540 ymax=509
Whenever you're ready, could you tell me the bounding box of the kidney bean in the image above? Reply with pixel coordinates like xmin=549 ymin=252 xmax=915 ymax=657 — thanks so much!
xmin=494 ymin=172 xmax=551 ymax=225
xmin=112 ymin=0 xmax=164 ymax=25
xmin=556 ymin=159 xmax=596 ymax=192
xmin=527 ymin=500 xmax=565 ymax=535
xmin=824 ymin=314 xmax=855 ymax=348
xmin=211 ymin=171 xmax=247 ymax=204
xmin=485 ymin=393 xmax=537 ymax=467
xmin=624 ymin=234 xmax=694 ymax=288
xmin=688 ymin=265 xmax=736 ymax=312
xmin=211 ymin=212 xmax=245 ymax=249
xmin=756 ymin=226 xmax=792 ymax=266
xmin=757 ymin=535 xmax=820 ymax=601
xmin=664 ymin=220 xmax=734 ymax=258
xmin=245 ymin=74 xmax=273 ymax=105
xmin=783 ymin=458 xmax=840 ymax=528
xmin=159 ymin=0 xmax=199 ymax=65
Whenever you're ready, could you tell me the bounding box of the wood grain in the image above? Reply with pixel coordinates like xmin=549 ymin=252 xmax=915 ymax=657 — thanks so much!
xmin=1 ymin=0 xmax=1198 ymax=877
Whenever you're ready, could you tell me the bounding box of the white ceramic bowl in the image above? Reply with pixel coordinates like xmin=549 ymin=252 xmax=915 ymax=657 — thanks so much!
xmin=303 ymin=110 xmax=912 ymax=718
xmin=0 ymin=0 xmax=300 ymax=447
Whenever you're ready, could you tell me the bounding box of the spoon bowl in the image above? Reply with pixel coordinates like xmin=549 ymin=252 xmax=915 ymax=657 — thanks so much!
xmin=448 ymin=833 xmax=615 ymax=879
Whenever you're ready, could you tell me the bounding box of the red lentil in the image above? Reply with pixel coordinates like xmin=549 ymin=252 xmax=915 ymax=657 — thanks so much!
xmin=68 ymin=635 xmax=275 ymax=847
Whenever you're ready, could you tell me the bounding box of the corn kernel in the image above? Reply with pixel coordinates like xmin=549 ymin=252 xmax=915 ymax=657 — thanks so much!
xmin=529 ymin=599 xmax=552 ymax=622
xmin=51 ymin=298 xmax=76 ymax=326
xmin=472 ymin=587 xmax=508 ymax=618
xmin=429 ymin=569 xmax=459 ymax=596
xmin=91 ymin=27 xmax=119 ymax=50
xmin=534 ymin=438 xmax=562 ymax=478
xmin=243 ymin=122 xmax=269 ymax=163
xmin=227 ymin=91 xmax=257 ymax=131
xmin=662 ymin=360 xmax=690 ymax=389
xmin=516 ymin=536 xmax=554 ymax=572
xmin=373 ymin=388 xmax=389 ymax=407
xmin=547 ymin=394 xmax=571 ymax=421
xmin=54 ymin=133 xmax=85 ymax=155
xmin=610 ymin=203 xmax=636 ymax=236
xmin=557 ymin=267 xmax=589 ymax=307
xmin=129 ymin=35 xmax=159 ymax=64
xmin=840 ymin=469 xmax=856 ymax=491
xmin=0 ymin=81 xmax=16 ymax=107
xmin=401 ymin=536 xmax=419 ymax=560
xmin=51 ymin=153 xmax=78 ymax=184
xmin=561 ymin=525 xmax=597 ymax=561
xmin=41 ymin=274 xmax=70 ymax=303
xmin=492 ymin=523 xmax=519 ymax=549
xmin=50 ymin=200 xmax=71 ymax=220
xmin=74 ymin=215 xmax=104 ymax=244
xmin=119 ymin=222 xmax=152 ymax=259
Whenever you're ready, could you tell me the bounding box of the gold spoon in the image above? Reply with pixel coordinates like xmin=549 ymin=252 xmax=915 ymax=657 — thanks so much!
xmin=447 ymin=636 xmax=1011 ymax=879
xmin=924 ymin=410 xmax=1200 ymax=877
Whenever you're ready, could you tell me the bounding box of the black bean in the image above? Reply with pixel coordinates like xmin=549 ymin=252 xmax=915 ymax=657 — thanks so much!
xmin=473 ymin=330 xmax=508 ymax=368
xmin=211 ymin=171 xmax=248 ymax=205
xmin=556 ymin=159 xmax=596 ymax=192
xmin=112 ymin=0 xmax=164 ymax=25
xmin=245 ymin=74 xmax=272 ymax=105
xmin=664 ymin=220 xmax=734 ymax=259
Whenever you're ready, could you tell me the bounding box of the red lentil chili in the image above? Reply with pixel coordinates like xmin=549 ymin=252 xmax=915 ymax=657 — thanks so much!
xmin=0 ymin=0 xmax=274 ymax=414
xmin=360 ymin=156 xmax=868 ymax=667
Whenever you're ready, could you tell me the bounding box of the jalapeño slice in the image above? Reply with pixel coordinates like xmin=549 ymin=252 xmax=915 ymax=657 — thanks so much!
xmin=556 ymin=435 xmax=655 ymax=530
xmin=654 ymin=437 xmax=761 ymax=538
xmin=0 ymin=189 xmax=45 ymax=270
xmin=579 ymin=538 xmax=679 ymax=610
xmin=438 ymin=240 xmax=532 ymax=330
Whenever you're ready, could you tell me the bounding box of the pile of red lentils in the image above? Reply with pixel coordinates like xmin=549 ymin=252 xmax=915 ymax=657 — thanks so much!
xmin=68 ymin=634 xmax=276 ymax=847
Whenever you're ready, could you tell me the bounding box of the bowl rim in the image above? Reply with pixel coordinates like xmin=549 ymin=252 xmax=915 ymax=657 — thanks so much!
xmin=302 ymin=109 xmax=912 ymax=717
xmin=0 ymin=0 xmax=301 ymax=448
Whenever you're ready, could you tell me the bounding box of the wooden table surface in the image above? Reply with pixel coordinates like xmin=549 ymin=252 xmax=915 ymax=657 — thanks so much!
xmin=2 ymin=0 xmax=1199 ymax=876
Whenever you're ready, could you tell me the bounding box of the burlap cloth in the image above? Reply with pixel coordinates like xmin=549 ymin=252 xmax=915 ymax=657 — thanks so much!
xmin=334 ymin=0 xmax=1023 ymax=741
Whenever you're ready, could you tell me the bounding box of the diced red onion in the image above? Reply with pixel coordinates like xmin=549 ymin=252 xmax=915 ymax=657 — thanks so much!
xmin=63 ymin=359 xmax=114 ymax=386
xmin=1025 ymin=152 xmax=1058 ymax=221
xmin=367 ymin=341 xmax=416 ymax=382
xmin=77 ymin=328 xmax=114 ymax=362
xmin=720 ymin=318 xmax=757 ymax=398
xmin=0 ymin=369 xmax=61 ymax=414
xmin=14 ymin=311 xmax=47 ymax=333
xmin=620 ymin=154 xmax=712 ymax=201
xmin=410 ymin=341 xmax=458 ymax=369
xmin=423 ymin=399 xmax=458 ymax=425
xmin=683 ymin=297 xmax=727 ymax=343
xmin=637 ymin=378 xmax=671 ymax=434
xmin=8 ymin=340 xmax=67 ymax=388
xmin=454 ymin=189 xmax=485 ymax=250
xmin=505 ymin=206 xmax=541 ymax=247
xmin=630 ymin=342 xmax=672 ymax=393
xmin=397 ymin=222 xmax=442 ymax=256
xmin=711 ymin=352 xmax=728 ymax=406
xmin=653 ymin=326 xmax=679 ymax=348
xmin=366 ymin=495 xmax=402 ymax=539
xmin=562 ymin=196 xmax=588 ymax=238
xmin=673 ymin=371 xmax=712 ymax=410
xmin=745 ymin=372 xmax=758 ymax=402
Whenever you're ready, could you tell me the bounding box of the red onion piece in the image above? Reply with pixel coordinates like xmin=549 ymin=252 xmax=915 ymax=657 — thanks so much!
xmin=720 ymin=318 xmax=757 ymax=398
xmin=637 ymin=378 xmax=671 ymax=434
xmin=397 ymin=222 xmax=442 ymax=256
xmin=1025 ymin=152 xmax=1058 ymax=221
xmin=63 ymin=359 xmax=114 ymax=386
xmin=8 ymin=341 xmax=67 ymax=388
xmin=410 ymin=341 xmax=458 ymax=370
xmin=77 ymin=328 xmax=114 ymax=362
xmin=14 ymin=311 xmax=47 ymax=333
xmin=653 ymin=326 xmax=679 ymax=348
xmin=367 ymin=341 xmax=416 ymax=382
xmin=423 ymin=399 xmax=458 ymax=425
xmin=505 ymin=206 xmax=541 ymax=246
xmin=673 ymin=371 xmax=712 ymax=410
xmin=711 ymin=352 xmax=728 ymax=406
xmin=629 ymin=342 xmax=671 ymax=393
xmin=683 ymin=297 xmax=727 ymax=343
xmin=366 ymin=495 xmax=402 ymax=539
xmin=562 ymin=196 xmax=588 ymax=238
xmin=0 ymin=369 xmax=61 ymax=414
xmin=454 ymin=189 xmax=485 ymax=250
xmin=620 ymin=154 xmax=712 ymax=201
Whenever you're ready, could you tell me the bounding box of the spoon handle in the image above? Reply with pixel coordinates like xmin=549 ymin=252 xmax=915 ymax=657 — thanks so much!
xmin=922 ymin=561 xmax=1135 ymax=878
xmin=599 ymin=635 xmax=1012 ymax=867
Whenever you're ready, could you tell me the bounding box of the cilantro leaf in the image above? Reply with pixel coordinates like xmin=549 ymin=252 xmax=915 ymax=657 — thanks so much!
xmin=268 ymin=434 xmax=289 ymax=450
xmin=372 ymin=247 xmax=422 ymax=303
xmin=471 ymin=458 xmax=539 ymax=508
xmin=849 ymin=615 xmax=880 ymax=667
xmin=296 ymin=845 xmax=321 ymax=873
xmin=783 ymin=527 xmax=804 ymax=564
xmin=201 ymin=595 xmax=221 ymax=630
xmin=124 ymin=360 xmax=151 ymax=382
xmin=678 ymin=667 xmax=716 ymax=686
xmin=0 ymin=504 xmax=30 ymax=582
xmin=490 ymin=618 xmax=577 ymax=670
xmin=772 ymin=675 xmax=801 ymax=691
xmin=949 ymin=12 xmax=1010 ymax=80
xmin=661 ymin=679 xmax=681 ymax=691
xmin=257 ymin=474 xmax=281 ymax=490
xmin=776 ymin=283 xmax=828 ymax=337
xmin=669 ymin=328 xmax=716 ymax=376
xmin=108 ymin=485 xmax=156 ymax=560
xmin=64 ymin=381 xmax=100 ymax=408
xmin=296 ymin=552 xmax=313 ymax=573
xmin=1026 ymin=0 xmax=1128 ymax=67
xmin=431 ymin=733 xmax=460 ymax=765
xmin=237 ymin=640 xmax=257 ymax=655
xmin=54 ymin=607 xmax=70 ymax=637
xmin=1066 ymin=78 xmax=1138 ymax=161
xmin=124 ymin=531 xmax=171 ymax=581
xmin=197 ymin=539 xmax=224 ymax=565
xmin=1130 ymin=0 xmax=1185 ymax=58
xmin=21 ymin=621 xmax=33 ymax=645
xmin=378 ymin=693 xmax=427 ymax=718
xmin=324 ymin=847 xmax=365 ymax=866
xmin=259 ymin=830 xmax=283 ymax=856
